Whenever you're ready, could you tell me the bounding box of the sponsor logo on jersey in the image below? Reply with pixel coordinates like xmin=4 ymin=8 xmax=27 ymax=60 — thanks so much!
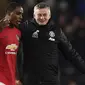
xmin=5 ymin=52 xmax=17 ymax=54
xmin=6 ymin=44 xmax=18 ymax=51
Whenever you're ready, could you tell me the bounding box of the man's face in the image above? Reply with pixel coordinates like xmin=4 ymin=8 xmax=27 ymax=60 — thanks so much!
xmin=10 ymin=6 xmax=23 ymax=26
xmin=34 ymin=7 xmax=51 ymax=25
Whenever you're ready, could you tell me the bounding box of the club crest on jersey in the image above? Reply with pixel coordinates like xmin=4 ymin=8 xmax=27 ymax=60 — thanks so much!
xmin=49 ymin=31 xmax=55 ymax=38
xmin=49 ymin=31 xmax=55 ymax=41
xmin=32 ymin=30 xmax=39 ymax=38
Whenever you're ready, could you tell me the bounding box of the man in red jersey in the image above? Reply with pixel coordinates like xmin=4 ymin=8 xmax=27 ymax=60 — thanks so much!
xmin=0 ymin=2 xmax=23 ymax=85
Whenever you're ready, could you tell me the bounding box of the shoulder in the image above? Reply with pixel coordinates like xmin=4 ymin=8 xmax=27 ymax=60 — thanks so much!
xmin=19 ymin=20 xmax=35 ymax=32
xmin=49 ymin=20 xmax=61 ymax=35
xmin=14 ymin=27 xmax=21 ymax=38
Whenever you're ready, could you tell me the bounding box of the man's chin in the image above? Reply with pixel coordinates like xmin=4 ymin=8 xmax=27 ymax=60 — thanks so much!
xmin=14 ymin=23 xmax=19 ymax=28
xmin=38 ymin=23 xmax=47 ymax=25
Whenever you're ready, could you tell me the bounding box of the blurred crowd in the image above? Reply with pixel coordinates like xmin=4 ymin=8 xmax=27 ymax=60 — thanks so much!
xmin=9 ymin=0 xmax=85 ymax=85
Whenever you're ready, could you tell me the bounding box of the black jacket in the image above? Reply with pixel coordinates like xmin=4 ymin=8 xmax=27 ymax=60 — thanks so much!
xmin=16 ymin=41 xmax=23 ymax=82
xmin=20 ymin=19 xmax=85 ymax=85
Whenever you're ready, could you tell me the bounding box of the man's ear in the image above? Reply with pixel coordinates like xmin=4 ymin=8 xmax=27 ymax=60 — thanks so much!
xmin=4 ymin=12 xmax=12 ymax=21
xmin=7 ymin=11 xmax=14 ymax=17
xmin=49 ymin=12 xmax=51 ymax=19
xmin=33 ymin=13 xmax=35 ymax=18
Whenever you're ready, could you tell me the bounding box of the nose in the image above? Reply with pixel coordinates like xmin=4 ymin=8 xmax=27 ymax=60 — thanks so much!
xmin=40 ymin=16 xmax=44 ymax=19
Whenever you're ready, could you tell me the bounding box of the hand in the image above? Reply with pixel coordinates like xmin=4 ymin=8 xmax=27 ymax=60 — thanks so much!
xmin=15 ymin=80 xmax=22 ymax=85
xmin=0 ymin=14 xmax=11 ymax=28
xmin=3 ymin=14 xmax=11 ymax=26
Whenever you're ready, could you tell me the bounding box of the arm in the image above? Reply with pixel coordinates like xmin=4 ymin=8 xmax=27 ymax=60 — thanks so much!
xmin=58 ymin=29 xmax=85 ymax=74
xmin=0 ymin=15 xmax=10 ymax=30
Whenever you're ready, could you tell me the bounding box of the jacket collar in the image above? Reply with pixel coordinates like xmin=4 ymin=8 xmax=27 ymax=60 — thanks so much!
xmin=30 ymin=18 xmax=55 ymax=31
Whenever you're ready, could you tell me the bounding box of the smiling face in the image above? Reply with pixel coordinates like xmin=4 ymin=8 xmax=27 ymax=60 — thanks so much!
xmin=34 ymin=7 xmax=51 ymax=25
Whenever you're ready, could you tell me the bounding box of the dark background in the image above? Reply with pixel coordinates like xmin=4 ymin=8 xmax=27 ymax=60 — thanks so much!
xmin=1 ymin=0 xmax=85 ymax=85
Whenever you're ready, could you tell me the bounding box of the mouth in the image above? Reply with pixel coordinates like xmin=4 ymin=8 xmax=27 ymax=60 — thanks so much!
xmin=39 ymin=20 xmax=45 ymax=22
xmin=17 ymin=20 xmax=21 ymax=24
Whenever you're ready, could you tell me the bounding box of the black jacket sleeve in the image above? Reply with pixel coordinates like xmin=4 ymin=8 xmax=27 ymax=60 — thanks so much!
xmin=58 ymin=29 xmax=85 ymax=74
xmin=16 ymin=41 xmax=23 ymax=82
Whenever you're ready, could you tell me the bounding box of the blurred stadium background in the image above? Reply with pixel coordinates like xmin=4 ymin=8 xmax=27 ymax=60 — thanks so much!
xmin=1 ymin=0 xmax=85 ymax=85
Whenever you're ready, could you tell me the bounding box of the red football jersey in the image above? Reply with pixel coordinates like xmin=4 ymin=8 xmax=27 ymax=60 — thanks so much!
xmin=0 ymin=26 xmax=21 ymax=85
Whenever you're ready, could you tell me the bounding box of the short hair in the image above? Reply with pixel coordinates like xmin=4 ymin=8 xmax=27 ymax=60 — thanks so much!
xmin=6 ymin=2 xmax=22 ymax=13
xmin=35 ymin=2 xmax=50 ymax=9
xmin=34 ymin=2 xmax=51 ymax=13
